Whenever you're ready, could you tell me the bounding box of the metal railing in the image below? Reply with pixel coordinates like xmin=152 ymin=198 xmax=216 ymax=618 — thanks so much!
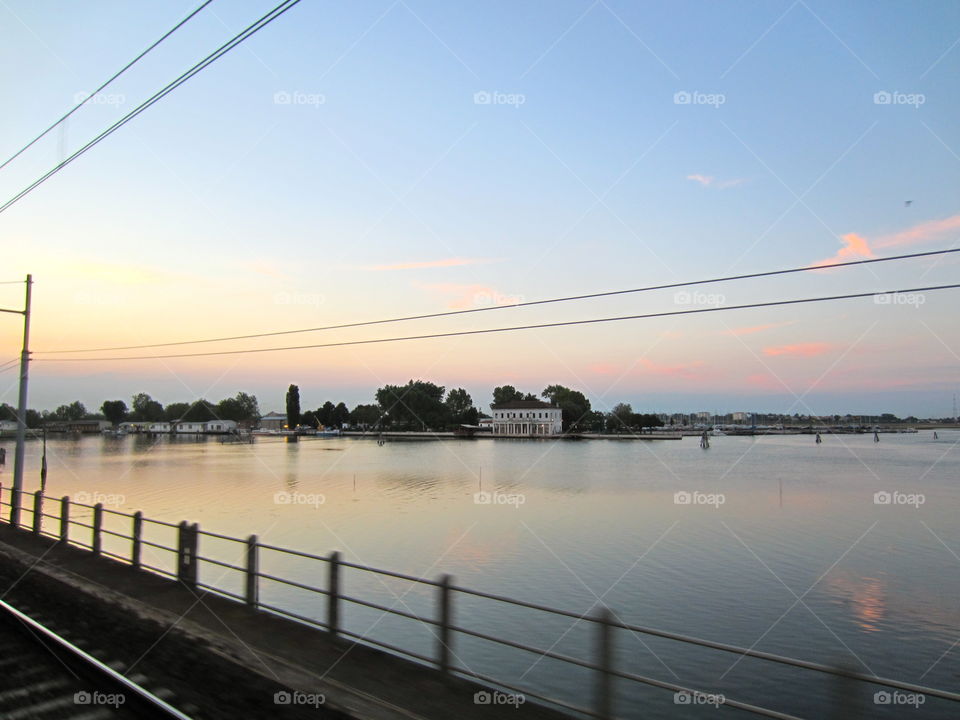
xmin=2 ymin=484 xmax=958 ymax=719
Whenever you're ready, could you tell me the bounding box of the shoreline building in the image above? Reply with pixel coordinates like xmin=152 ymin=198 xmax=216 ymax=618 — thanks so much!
xmin=490 ymin=400 xmax=563 ymax=436
xmin=259 ymin=411 xmax=287 ymax=431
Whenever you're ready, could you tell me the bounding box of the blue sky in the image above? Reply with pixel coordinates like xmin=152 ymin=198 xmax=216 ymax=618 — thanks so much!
xmin=0 ymin=0 xmax=958 ymax=416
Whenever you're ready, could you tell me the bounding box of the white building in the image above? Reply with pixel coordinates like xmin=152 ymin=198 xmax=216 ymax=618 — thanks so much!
xmin=148 ymin=422 xmax=172 ymax=433
xmin=490 ymin=400 xmax=563 ymax=436
xmin=204 ymin=420 xmax=238 ymax=434
xmin=176 ymin=422 xmax=206 ymax=434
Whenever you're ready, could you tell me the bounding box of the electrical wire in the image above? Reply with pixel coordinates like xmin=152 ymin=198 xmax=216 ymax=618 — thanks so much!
xmin=35 ymin=247 xmax=960 ymax=354
xmin=0 ymin=0 xmax=302 ymax=216
xmin=32 ymin=283 xmax=960 ymax=362
xmin=0 ymin=0 xmax=216 ymax=172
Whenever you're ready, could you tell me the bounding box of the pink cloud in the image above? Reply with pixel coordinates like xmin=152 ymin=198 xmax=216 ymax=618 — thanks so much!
xmin=875 ymin=214 xmax=960 ymax=249
xmin=811 ymin=233 xmax=875 ymax=267
xmin=726 ymin=321 xmax=794 ymax=337
xmin=364 ymin=257 xmax=493 ymax=271
xmin=763 ymin=342 xmax=832 ymax=358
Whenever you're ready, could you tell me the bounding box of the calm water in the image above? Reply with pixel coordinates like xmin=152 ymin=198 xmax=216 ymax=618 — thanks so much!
xmin=2 ymin=431 xmax=959 ymax=718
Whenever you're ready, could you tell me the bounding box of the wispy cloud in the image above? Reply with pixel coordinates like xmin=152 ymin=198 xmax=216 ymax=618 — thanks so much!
xmin=810 ymin=232 xmax=875 ymax=267
xmin=875 ymin=213 xmax=960 ymax=248
xmin=686 ymin=174 xmax=745 ymax=189
xmin=362 ymin=257 xmax=494 ymax=271
xmin=763 ymin=342 xmax=832 ymax=358
xmin=811 ymin=214 xmax=960 ymax=266
xmin=725 ymin=321 xmax=794 ymax=337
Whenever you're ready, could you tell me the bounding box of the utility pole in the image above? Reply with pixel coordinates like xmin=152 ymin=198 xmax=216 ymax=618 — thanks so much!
xmin=10 ymin=275 xmax=31 ymax=526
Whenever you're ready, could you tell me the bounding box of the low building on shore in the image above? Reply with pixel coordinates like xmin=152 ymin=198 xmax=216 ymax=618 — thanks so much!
xmin=490 ymin=400 xmax=563 ymax=436
xmin=259 ymin=411 xmax=287 ymax=431
xmin=204 ymin=420 xmax=238 ymax=434
xmin=175 ymin=422 xmax=206 ymax=434
xmin=43 ymin=419 xmax=111 ymax=434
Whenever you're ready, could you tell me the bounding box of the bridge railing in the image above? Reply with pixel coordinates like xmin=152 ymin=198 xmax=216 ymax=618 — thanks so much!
xmin=2 ymin=485 xmax=959 ymax=720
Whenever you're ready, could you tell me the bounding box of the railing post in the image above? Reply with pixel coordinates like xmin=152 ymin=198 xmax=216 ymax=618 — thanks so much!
xmin=177 ymin=521 xmax=188 ymax=582
xmin=437 ymin=573 xmax=453 ymax=676
xmin=245 ymin=534 xmax=258 ymax=607
xmin=595 ymin=606 xmax=614 ymax=719
xmin=131 ymin=511 xmax=142 ymax=568
xmin=177 ymin=522 xmax=199 ymax=588
xmin=32 ymin=490 xmax=42 ymax=534
xmin=59 ymin=496 xmax=69 ymax=544
xmin=92 ymin=503 xmax=103 ymax=555
xmin=327 ymin=551 xmax=340 ymax=636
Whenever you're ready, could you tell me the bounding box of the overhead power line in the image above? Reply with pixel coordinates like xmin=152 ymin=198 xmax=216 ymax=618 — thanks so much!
xmin=33 ymin=283 xmax=960 ymax=362
xmin=35 ymin=247 xmax=960 ymax=355
xmin=0 ymin=0 xmax=216 ymax=173
xmin=0 ymin=0 xmax=302 ymax=216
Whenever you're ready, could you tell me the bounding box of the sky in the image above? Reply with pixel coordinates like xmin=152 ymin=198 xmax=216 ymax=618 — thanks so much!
xmin=0 ymin=0 xmax=958 ymax=417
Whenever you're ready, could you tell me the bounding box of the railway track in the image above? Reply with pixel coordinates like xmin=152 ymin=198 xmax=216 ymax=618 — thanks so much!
xmin=0 ymin=598 xmax=193 ymax=719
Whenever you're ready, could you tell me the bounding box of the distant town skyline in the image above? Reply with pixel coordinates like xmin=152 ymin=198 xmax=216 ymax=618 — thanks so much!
xmin=1 ymin=1 xmax=958 ymax=417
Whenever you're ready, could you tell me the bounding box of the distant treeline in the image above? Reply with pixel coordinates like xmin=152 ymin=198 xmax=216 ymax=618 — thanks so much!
xmin=2 ymin=389 xmax=941 ymax=433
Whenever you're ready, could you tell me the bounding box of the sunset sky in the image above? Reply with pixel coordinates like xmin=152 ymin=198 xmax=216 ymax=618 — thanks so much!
xmin=1 ymin=0 xmax=958 ymax=416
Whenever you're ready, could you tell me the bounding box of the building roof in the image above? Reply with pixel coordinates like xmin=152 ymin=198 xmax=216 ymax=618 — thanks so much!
xmin=490 ymin=400 xmax=557 ymax=410
xmin=262 ymin=411 xmax=286 ymax=419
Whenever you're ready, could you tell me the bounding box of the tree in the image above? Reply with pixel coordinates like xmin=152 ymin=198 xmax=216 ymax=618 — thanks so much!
xmin=182 ymin=399 xmax=216 ymax=422
xmin=634 ymin=413 xmax=664 ymax=431
xmin=333 ymin=402 xmax=350 ymax=428
xmin=608 ymin=403 xmax=633 ymax=431
xmin=101 ymin=400 xmax=128 ymax=426
xmin=446 ymin=388 xmax=478 ymax=426
xmin=286 ymin=385 xmax=301 ymax=428
xmin=53 ymin=401 xmax=87 ymax=421
xmin=317 ymin=401 xmax=336 ymax=427
xmin=492 ymin=385 xmax=526 ymax=405
xmin=131 ymin=393 xmax=164 ymax=422
xmin=541 ymin=385 xmax=591 ymax=432
xmin=349 ymin=404 xmax=381 ymax=428
xmin=164 ymin=402 xmax=191 ymax=422
xmin=377 ymin=380 xmax=447 ymax=430
xmin=217 ymin=392 xmax=261 ymax=423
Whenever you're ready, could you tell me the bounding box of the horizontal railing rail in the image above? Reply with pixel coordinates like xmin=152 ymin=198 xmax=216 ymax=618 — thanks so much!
xmin=2 ymin=483 xmax=957 ymax=720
